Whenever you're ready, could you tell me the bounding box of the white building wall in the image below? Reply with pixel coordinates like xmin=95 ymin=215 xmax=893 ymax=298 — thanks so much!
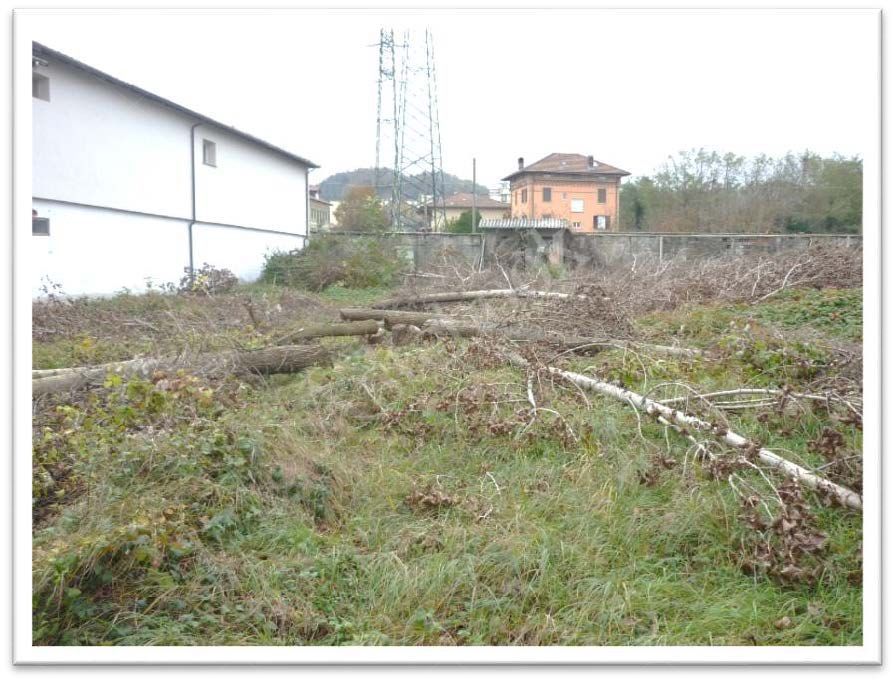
xmin=194 ymin=127 xmax=308 ymax=234
xmin=32 ymin=60 xmax=192 ymax=219
xmin=32 ymin=53 xmax=311 ymax=296
xmin=191 ymin=224 xmax=304 ymax=282
xmin=30 ymin=200 xmax=188 ymax=298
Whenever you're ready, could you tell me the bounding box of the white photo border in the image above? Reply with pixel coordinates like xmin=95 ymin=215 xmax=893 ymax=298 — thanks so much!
xmin=11 ymin=4 xmax=883 ymax=666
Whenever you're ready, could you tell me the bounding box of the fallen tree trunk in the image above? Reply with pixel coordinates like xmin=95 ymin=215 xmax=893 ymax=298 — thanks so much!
xmin=421 ymin=319 xmax=612 ymax=350
xmin=341 ymin=307 xmax=703 ymax=358
xmin=33 ymin=345 xmax=331 ymax=398
xmin=274 ymin=319 xmax=382 ymax=344
xmin=342 ymin=308 xmax=606 ymax=347
xmin=371 ymin=288 xmax=586 ymax=309
xmin=544 ymin=365 xmax=862 ymax=511
xmin=340 ymin=307 xmax=453 ymax=328
xmin=32 ymin=359 xmax=151 ymax=379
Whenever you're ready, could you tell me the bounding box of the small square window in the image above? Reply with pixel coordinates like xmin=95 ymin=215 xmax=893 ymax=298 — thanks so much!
xmin=597 ymin=188 xmax=607 ymax=204
xmin=570 ymin=199 xmax=584 ymax=213
xmin=33 ymin=216 xmax=50 ymax=236
xmin=203 ymin=139 xmax=217 ymax=167
xmin=33 ymin=73 xmax=50 ymax=101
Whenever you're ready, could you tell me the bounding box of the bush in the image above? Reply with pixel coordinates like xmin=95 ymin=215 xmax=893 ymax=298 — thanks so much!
xmin=446 ymin=209 xmax=483 ymax=234
xmin=178 ymin=263 xmax=238 ymax=296
xmin=261 ymin=235 xmax=406 ymax=291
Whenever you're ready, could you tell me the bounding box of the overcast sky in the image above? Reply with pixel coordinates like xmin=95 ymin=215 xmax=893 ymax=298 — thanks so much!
xmin=21 ymin=9 xmax=879 ymax=189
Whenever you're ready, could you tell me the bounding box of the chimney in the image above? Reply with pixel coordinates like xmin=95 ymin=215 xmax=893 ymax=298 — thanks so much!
xmin=587 ymin=155 xmax=594 ymax=168
xmin=517 ymin=157 xmax=524 ymax=170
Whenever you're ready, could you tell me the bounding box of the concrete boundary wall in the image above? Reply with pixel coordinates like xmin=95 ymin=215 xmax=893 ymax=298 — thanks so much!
xmin=566 ymin=232 xmax=860 ymax=268
xmin=323 ymin=231 xmax=861 ymax=271
xmin=322 ymin=232 xmax=483 ymax=270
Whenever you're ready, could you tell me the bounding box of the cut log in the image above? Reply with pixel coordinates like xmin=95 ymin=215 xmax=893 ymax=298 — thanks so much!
xmin=420 ymin=319 xmax=609 ymax=350
xmin=544 ymin=365 xmax=862 ymax=511
xmin=371 ymin=289 xmax=586 ymax=309
xmin=339 ymin=307 xmax=451 ymax=328
xmin=340 ymin=308 xmax=703 ymax=358
xmin=33 ymin=357 xmax=169 ymax=397
xmin=32 ymin=359 xmax=151 ymax=379
xmin=33 ymin=345 xmax=331 ymax=398
xmin=274 ymin=319 xmax=382 ymax=344
xmin=391 ymin=324 xmax=423 ymax=346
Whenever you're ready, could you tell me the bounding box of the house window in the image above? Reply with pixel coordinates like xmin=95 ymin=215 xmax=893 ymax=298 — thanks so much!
xmin=597 ymin=188 xmax=607 ymax=204
xmin=542 ymin=187 xmax=552 ymax=202
xmin=32 ymin=73 xmax=50 ymax=101
xmin=594 ymin=215 xmax=608 ymax=231
xmin=570 ymin=198 xmax=584 ymax=213
xmin=33 ymin=216 xmax=50 ymax=236
xmin=521 ymin=189 xmax=528 ymax=203
xmin=572 ymin=221 xmax=581 ymax=229
xmin=203 ymin=139 xmax=217 ymax=167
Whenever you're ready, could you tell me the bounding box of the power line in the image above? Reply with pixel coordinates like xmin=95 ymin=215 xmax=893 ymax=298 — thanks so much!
xmin=374 ymin=27 xmax=447 ymax=230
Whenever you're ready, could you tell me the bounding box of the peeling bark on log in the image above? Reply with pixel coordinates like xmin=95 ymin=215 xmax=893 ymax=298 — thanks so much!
xmin=371 ymin=289 xmax=585 ymax=310
xmin=32 ymin=345 xmax=331 ymax=398
xmin=545 ymin=365 xmax=862 ymax=511
xmin=32 ymin=359 xmax=150 ymax=379
xmin=33 ymin=357 xmax=169 ymax=397
xmin=275 ymin=319 xmax=382 ymax=344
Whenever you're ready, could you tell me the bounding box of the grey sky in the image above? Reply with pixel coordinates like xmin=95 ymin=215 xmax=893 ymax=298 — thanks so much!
xmin=23 ymin=9 xmax=878 ymax=190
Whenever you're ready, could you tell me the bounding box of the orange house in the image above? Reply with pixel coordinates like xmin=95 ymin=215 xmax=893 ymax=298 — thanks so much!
xmin=503 ymin=153 xmax=630 ymax=232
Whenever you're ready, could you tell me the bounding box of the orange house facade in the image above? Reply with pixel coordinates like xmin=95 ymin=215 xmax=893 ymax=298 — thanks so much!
xmin=503 ymin=153 xmax=630 ymax=232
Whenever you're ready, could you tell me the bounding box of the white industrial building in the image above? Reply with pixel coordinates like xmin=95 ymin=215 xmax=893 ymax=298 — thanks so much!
xmin=31 ymin=42 xmax=316 ymax=297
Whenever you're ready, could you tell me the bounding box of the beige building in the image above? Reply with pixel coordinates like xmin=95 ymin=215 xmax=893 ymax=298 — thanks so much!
xmin=308 ymin=185 xmax=332 ymax=232
xmin=428 ymin=192 xmax=510 ymax=230
xmin=503 ymin=153 xmax=630 ymax=232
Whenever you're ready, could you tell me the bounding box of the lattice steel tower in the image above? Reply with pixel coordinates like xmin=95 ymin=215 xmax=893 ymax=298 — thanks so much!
xmin=374 ymin=28 xmax=447 ymax=229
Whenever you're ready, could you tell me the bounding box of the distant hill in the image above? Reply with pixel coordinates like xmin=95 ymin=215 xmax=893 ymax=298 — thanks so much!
xmin=318 ymin=167 xmax=489 ymax=202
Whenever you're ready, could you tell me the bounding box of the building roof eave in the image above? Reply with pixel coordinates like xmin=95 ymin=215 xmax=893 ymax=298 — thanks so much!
xmin=502 ymin=169 xmax=631 ymax=182
xmin=32 ymin=41 xmax=319 ymax=170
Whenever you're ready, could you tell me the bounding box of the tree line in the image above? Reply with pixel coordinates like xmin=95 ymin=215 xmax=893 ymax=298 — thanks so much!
xmin=619 ymin=150 xmax=862 ymax=234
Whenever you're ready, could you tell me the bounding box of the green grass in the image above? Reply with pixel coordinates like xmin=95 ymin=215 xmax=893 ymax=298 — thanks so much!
xmin=638 ymin=288 xmax=862 ymax=345
xmin=31 ymin=287 xmax=864 ymax=646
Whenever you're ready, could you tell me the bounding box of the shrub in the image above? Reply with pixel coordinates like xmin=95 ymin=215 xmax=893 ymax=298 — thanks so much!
xmin=178 ymin=263 xmax=238 ymax=296
xmin=260 ymin=235 xmax=406 ymax=291
xmin=446 ymin=210 xmax=482 ymax=234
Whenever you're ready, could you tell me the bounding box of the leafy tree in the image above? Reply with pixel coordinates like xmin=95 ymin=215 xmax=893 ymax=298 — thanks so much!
xmin=618 ymin=150 xmax=861 ymax=234
xmin=446 ymin=209 xmax=483 ymax=234
xmin=333 ymin=186 xmax=389 ymax=232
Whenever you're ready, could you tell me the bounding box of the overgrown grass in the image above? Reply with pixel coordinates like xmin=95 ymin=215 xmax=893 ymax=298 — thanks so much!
xmin=637 ymin=288 xmax=862 ymax=345
xmin=31 ymin=287 xmax=863 ymax=646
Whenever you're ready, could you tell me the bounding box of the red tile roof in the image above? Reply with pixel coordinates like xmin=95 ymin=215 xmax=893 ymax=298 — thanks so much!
xmin=440 ymin=193 xmax=510 ymax=209
xmin=503 ymin=153 xmax=629 ymax=181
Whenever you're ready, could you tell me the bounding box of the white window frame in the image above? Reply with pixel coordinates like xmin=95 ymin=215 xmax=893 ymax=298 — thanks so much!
xmin=570 ymin=198 xmax=584 ymax=213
